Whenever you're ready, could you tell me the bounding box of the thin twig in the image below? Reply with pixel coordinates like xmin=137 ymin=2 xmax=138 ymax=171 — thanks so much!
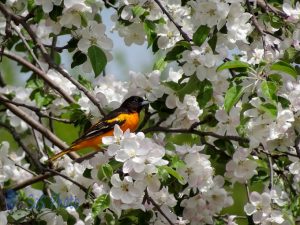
xmin=0 ymin=186 xmax=7 ymax=211
xmin=153 ymin=0 xmax=191 ymax=42
xmin=3 ymin=150 xmax=102 ymax=192
xmin=145 ymin=189 xmax=174 ymax=225
xmin=103 ymin=0 xmax=118 ymax=10
xmin=0 ymin=72 xmax=5 ymax=87
xmin=246 ymin=0 xmax=264 ymax=35
xmin=50 ymin=36 xmax=57 ymax=59
xmin=23 ymin=6 xmax=38 ymax=21
xmin=12 ymin=160 xmax=38 ymax=176
xmin=0 ymin=122 xmax=43 ymax=171
xmin=256 ymin=0 xmax=288 ymax=18
xmin=142 ymin=126 xmax=249 ymax=143
xmin=11 ymin=22 xmax=44 ymax=69
xmin=262 ymin=148 xmax=274 ymax=190
xmin=246 ymin=0 xmax=267 ymax=58
xmin=44 ymin=168 xmax=95 ymax=199
xmin=4 ymin=172 xmax=54 ymax=192
xmin=0 ymin=94 xmax=79 ymax=159
xmin=0 ymin=97 xmax=72 ymax=123
xmin=73 ymin=150 xmax=101 ymax=163
xmin=53 ymin=66 xmax=106 ymax=116
xmin=43 ymin=43 xmax=69 ymax=53
xmin=295 ymin=136 xmax=300 ymax=158
xmin=31 ymin=127 xmax=45 ymax=159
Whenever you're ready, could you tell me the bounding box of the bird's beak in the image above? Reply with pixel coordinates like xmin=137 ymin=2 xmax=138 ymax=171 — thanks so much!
xmin=141 ymin=100 xmax=149 ymax=106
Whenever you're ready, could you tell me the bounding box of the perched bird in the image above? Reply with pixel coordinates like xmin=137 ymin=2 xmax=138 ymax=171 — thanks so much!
xmin=50 ymin=96 xmax=149 ymax=161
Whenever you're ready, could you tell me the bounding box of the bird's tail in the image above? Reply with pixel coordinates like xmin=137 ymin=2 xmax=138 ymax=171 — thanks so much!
xmin=49 ymin=147 xmax=75 ymax=162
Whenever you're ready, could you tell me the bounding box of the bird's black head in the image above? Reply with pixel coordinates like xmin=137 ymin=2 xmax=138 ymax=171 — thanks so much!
xmin=121 ymin=96 xmax=149 ymax=113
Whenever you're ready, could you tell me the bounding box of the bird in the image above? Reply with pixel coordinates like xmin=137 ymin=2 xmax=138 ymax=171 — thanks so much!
xmin=49 ymin=96 xmax=149 ymax=161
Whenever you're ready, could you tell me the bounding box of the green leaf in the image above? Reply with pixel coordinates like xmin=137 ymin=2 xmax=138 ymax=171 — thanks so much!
xmin=193 ymin=25 xmax=210 ymax=46
xmin=164 ymin=81 xmax=182 ymax=92
xmin=88 ymin=45 xmax=107 ymax=77
xmin=132 ymin=5 xmax=146 ymax=17
xmin=144 ymin=20 xmax=157 ymax=47
xmin=270 ymin=15 xmax=283 ymax=29
xmin=278 ymin=96 xmax=290 ymax=108
xmin=177 ymin=74 xmax=201 ymax=100
xmin=67 ymin=38 xmax=79 ymax=53
xmin=165 ymin=41 xmax=191 ymax=61
xmin=260 ymin=103 xmax=277 ymax=117
xmin=78 ymin=75 xmax=93 ymax=90
xmin=31 ymin=91 xmax=55 ymax=107
xmin=9 ymin=210 xmax=30 ymax=222
xmin=36 ymin=195 xmax=56 ymax=210
xmin=214 ymin=139 xmax=235 ymax=156
xmin=79 ymin=12 xmax=88 ymax=27
xmin=224 ymin=85 xmax=244 ymax=113
xmin=270 ymin=60 xmax=298 ymax=78
xmin=27 ymin=0 xmax=35 ymax=11
xmin=109 ymin=159 xmax=123 ymax=171
xmin=261 ymin=80 xmax=277 ymax=102
xmin=33 ymin=7 xmax=44 ymax=23
xmin=49 ymin=5 xmax=63 ymax=21
xmin=92 ymin=194 xmax=110 ymax=218
xmin=53 ymin=51 xmax=61 ymax=65
xmin=97 ymin=163 xmax=113 ymax=181
xmin=217 ymin=60 xmax=249 ymax=72
xmin=197 ymin=79 xmax=213 ymax=107
xmin=268 ymin=74 xmax=282 ymax=85
xmin=15 ymin=42 xmax=27 ymax=52
xmin=283 ymin=47 xmax=297 ymax=62
xmin=105 ymin=213 xmax=117 ymax=225
xmin=71 ymin=51 xmax=87 ymax=68
xmin=153 ymin=57 xmax=167 ymax=71
xmin=208 ymin=29 xmax=217 ymax=52
xmin=26 ymin=76 xmax=44 ymax=89
xmin=159 ymin=165 xmax=185 ymax=184
xmin=170 ymin=155 xmax=185 ymax=169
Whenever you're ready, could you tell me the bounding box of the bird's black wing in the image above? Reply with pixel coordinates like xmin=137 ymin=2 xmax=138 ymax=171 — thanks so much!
xmin=71 ymin=107 xmax=127 ymax=145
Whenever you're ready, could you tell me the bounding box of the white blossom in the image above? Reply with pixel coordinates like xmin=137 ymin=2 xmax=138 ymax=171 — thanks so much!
xmin=225 ymin=148 xmax=257 ymax=183
xmin=244 ymin=191 xmax=285 ymax=224
xmin=110 ymin=174 xmax=144 ymax=204
xmin=35 ymin=0 xmax=62 ymax=13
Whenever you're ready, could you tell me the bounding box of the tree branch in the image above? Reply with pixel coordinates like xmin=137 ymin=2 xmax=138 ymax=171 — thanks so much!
xmin=0 ymin=97 xmax=71 ymax=123
xmin=142 ymin=126 xmax=249 ymax=143
xmin=295 ymin=136 xmax=300 ymax=158
xmin=4 ymin=150 xmax=100 ymax=192
xmin=0 ymin=122 xmax=43 ymax=171
xmin=144 ymin=189 xmax=174 ymax=225
xmin=0 ymin=186 xmax=7 ymax=211
xmin=10 ymin=21 xmax=44 ymax=69
xmin=44 ymin=168 xmax=95 ymax=199
xmin=0 ymin=72 xmax=5 ymax=87
xmin=246 ymin=0 xmax=268 ymax=58
xmin=256 ymin=0 xmax=288 ymax=18
xmin=153 ymin=0 xmax=191 ymax=42
xmin=0 ymin=94 xmax=79 ymax=160
xmin=1 ymin=50 xmax=75 ymax=104
xmin=5 ymin=171 xmax=54 ymax=192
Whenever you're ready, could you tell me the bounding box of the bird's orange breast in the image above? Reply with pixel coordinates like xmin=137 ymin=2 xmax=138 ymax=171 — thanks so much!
xmin=118 ymin=112 xmax=140 ymax=133
xmin=72 ymin=112 xmax=140 ymax=150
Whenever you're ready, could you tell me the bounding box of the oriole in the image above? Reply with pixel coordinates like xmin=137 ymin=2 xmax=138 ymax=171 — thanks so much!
xmin=50 ymin=96 xmax=149 ymax=161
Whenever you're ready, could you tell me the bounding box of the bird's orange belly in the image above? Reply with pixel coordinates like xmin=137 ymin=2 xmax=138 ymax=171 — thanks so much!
xmin=74 ymin=112 xmax=140 ymax=150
